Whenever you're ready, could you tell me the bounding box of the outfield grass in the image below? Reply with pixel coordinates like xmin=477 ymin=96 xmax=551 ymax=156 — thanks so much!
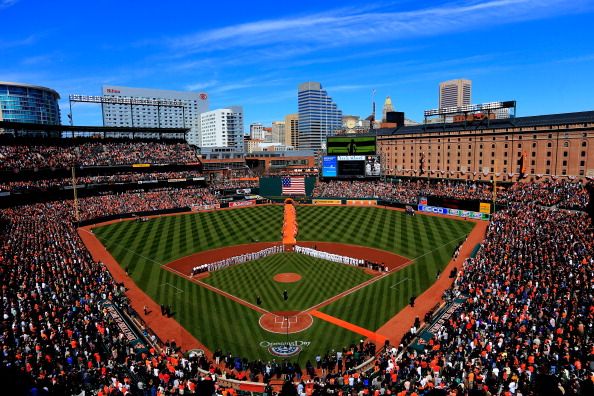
xmin=296 ymin=206 xmax=474 ymax=329
xmin=297 ymin=205 xmax=473 ymax=258
xmin=204 ymin=252 xmax=373 ymax=311
xmin=93 ymin=204 xmax=475 ymax=361
xmin=93 ymin=205 xmax=283 ymax=265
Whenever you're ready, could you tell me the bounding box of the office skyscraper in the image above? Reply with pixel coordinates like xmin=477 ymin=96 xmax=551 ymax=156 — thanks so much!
xmin=439 ymin=79 xmax=471 ymax=109
xmin=297 ymin=82 xmax=342 ymax=151
xmin=101 ymin=85 xmax=208 ymax=145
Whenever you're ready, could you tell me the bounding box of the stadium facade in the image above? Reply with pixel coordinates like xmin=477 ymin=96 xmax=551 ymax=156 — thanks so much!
xmin=101 ymin=85 xmax=208 ymax=146
xmin=297 ymin=82 xmax=342 ymax=151
xmin=377 ymin=110 xmax=594 ymax=181
xmin=0 ymin=81 xmax=61 ymax=125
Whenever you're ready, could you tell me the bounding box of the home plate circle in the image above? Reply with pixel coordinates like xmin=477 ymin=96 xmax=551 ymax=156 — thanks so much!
xmin=259 ymin=311 xmax=313 ymax=334
xmin=273 ymin=273 xmax=302 ymax=283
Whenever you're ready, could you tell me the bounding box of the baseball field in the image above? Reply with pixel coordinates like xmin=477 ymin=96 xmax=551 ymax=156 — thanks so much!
xmin=91 ymin=205 xmax=474 ymax=361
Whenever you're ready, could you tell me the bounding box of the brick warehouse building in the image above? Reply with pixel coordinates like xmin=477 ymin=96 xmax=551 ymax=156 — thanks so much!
xmin=377 ymin=110 xmax=594 ymax=182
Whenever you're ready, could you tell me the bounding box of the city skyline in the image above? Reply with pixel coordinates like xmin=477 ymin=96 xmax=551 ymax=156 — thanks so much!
xmin=2 ymin=0 xmax=594 ymax=129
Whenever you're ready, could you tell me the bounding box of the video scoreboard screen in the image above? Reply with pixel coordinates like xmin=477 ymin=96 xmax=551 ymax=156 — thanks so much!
xmin=322 ymin=155 xmax=381 ymax=178
xmin=327 ymin=136 xmax=376 ymax=155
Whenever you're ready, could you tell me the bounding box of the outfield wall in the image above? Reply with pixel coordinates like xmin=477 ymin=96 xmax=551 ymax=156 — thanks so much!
xmin=259 ymin=176 xmax=317 ymax=197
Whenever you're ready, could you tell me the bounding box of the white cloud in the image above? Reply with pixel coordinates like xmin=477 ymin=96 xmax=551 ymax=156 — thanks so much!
xmin=0 ymin=0 xmax=19 ymax=10
xmin=167 ymin=0 xmax=587 ymax=56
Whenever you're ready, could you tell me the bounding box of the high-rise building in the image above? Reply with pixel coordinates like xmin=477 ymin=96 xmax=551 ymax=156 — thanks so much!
xmin=0 ymin=82 xmax=61 ymax=125
xmin=199 ymin=106 xmax=244 ymax=150
xmin=250 ymin=123 xmax=264 ymax=140
xmin=284 ymin=113 xmax=299 ymax=148
xmin=439 ymin=79 xmax=471 ymax=109
xmin=297 ymin=82 xmax=342 ymax=151
xmin=271 ymin=121 xmax=286 ymax=144
xmin=101 ymin=85 xmax=208 ymax=145
xmin=382 ymin=96 xmax=394 ymax=122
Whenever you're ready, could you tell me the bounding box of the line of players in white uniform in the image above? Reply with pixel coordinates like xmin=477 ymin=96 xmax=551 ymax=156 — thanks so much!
xmin=294 ymin=245 xmax=364 ymax=267
xmin=191 ymin=245 xmax=284 ymax=276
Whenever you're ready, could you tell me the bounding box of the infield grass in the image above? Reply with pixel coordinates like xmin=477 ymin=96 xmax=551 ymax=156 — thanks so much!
xmin=203 ymin=252 xmax=373 ymax=311
xmin=92 ymin=204 xmax=475 ymax=361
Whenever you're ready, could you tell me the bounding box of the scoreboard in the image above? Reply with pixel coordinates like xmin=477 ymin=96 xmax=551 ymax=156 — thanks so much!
xmin=322 ymin=155 xmax=381 ymax=178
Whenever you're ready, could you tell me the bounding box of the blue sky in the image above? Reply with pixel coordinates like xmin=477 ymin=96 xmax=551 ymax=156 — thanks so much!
xmin=1 ymin=0 xmax=593 ymax=128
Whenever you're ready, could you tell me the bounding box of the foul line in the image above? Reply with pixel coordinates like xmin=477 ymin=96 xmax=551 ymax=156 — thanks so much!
xmin=160 ymin=282 xmax=184 ymax=294
xmin=390 ymin=277 xmax=412 ymax=289
xmin=93 ymin=232 xmax=163 ymax=266
xmin=310 ymin=310 xmax=387 ymax=344
xmin=161 ymin=265 xmax=270 ymax=315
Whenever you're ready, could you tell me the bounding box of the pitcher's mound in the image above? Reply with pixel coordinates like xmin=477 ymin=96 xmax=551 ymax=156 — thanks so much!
xmin=273 ymin=273 xmax=302 ymax=283
xmin=259 ymin=311 xmax=313 ymax=334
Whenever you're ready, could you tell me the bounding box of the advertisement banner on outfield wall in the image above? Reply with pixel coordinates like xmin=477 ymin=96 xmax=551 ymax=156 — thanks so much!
xmin=346 ymin=200 xmax=377 ymax=206
xmin=229 ymin=200 xmax=256 ymax=208
xmin=312 ymin=199 xmax=342 ymax=205
xmin=418 ymin=204 xmax=490 ymax=220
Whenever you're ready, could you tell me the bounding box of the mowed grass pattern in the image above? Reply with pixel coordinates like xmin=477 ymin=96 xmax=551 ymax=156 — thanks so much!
xmin=297 ymin=206 xmax=474 ymax=330
xmin=94 ymin=206 xmax=283 ymax=265
xmin=92 ymin=206 xmax=363 ymax=361
xmin=204 ymin=253 xmax=372 ymax=311
xmin=92 ymin=205 xmax=475 ymax=360
xmin=297 ymin=206 xmax=473 ymax=258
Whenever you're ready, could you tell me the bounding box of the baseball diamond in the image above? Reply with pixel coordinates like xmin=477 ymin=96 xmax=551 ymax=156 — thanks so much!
xmin=89 ymin=204 xmax=476 ymax=362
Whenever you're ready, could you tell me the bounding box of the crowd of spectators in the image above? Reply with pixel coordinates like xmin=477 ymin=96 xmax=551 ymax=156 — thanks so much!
xmin=313 ymin=179 xmax=591 ymax=209
xmin=209 ymin=179 xmax=259 ymax=191
xmin=347 ymin=204 xmax=594 ymax=395
xmin=77 ymin=187 xmax=218 ymax=221
xmin=1 ymin=165 xmax=593 ymax=394
xmin=0 ymin=141 xmax=200 ymax=171
xmin=0 ymin=171 xmax=203 ymax=193
xmin=0 ymin=202 xmax=226 ymax=395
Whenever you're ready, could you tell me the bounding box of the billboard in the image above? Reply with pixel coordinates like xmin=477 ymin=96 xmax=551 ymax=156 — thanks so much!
xmin=327 ymin=136 xmax=376 ymax=155
xmin=322 ymin=155 xmax=380 ymax=178
xmin=364 ymin=155 xmax=381 ymax=177
xmin=322 ymin=156 xmax=338 ymax=177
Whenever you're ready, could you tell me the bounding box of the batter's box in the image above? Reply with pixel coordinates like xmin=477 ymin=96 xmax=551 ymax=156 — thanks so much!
xmin=274 ymin=316 xmax=298 ymax=328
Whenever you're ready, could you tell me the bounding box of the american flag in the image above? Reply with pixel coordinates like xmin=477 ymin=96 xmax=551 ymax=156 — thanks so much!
xmin=281 ymin=176 xmax=305 ymax=195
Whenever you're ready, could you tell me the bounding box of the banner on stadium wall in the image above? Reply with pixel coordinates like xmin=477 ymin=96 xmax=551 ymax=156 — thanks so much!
xmin=479 ymin=202 xmax=491 ymax=214
xmin=193 ymin=177 xmax=206 ymax=181
xmin=312 ymin=199 xmax=342 ymax=205
xmin=191 ymin=203 xmax=220 ymax=212
xmin=100 ymin=300 xmax=148 ymax=356
xmin=236 ymin=188 xmax=252 ymax=195
xmin=138 ymin=180 xmax=158 ymax=184
xmin=132 ymin=164 xmax=151 ymax=168
xmin=229 ymin=200 xmax=256 ymax=208
xmin=168 ymin=178 xmax=187 ymax=183
xmin=346 ymin=200 xmax=377 ymax=206
xmin=418 ymin=204 xmax=490 ymax=220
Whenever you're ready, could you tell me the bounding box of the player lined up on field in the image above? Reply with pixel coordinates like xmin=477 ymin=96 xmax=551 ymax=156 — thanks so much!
xmin=190 ymin=245 xmax=284 ymax=275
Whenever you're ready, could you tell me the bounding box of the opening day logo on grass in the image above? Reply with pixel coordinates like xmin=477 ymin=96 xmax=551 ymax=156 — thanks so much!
xmin=260 ymin=341 xmax=311 ymax=357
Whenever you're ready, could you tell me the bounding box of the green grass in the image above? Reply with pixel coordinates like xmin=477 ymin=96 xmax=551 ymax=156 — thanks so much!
xmin=297 ymin=205 xmax=473 ymax=258
xmin=203 ymin=252 xmax=372 ymax=311
xmin=92 ymin=204 xmax=475 ymax=361
xmin=93 ymin=205 xmax=284 ymax=265
xmin=296 ymin=206 xmax=474 ymax=330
